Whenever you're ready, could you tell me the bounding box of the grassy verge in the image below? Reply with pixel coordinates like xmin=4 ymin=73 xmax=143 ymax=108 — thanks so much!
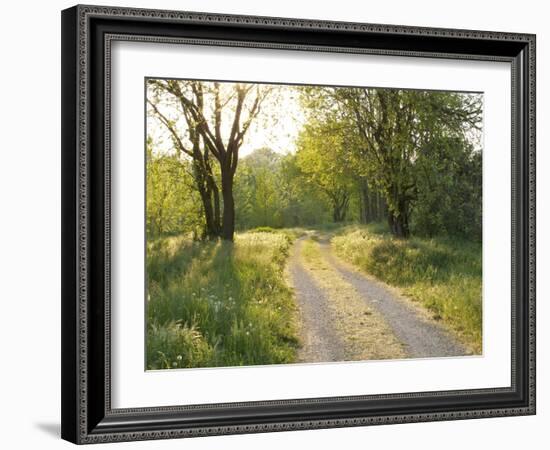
xmin=146 ymin=231 xmax=299 ymax=369
xmin=332 ymin=224 xmax=482 ymax=353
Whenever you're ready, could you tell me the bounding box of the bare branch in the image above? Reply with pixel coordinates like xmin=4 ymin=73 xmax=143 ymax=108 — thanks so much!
xmin=147 ymin=99 xmax=193 ymax=158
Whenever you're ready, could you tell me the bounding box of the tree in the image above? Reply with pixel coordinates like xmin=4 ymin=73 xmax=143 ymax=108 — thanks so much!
xmin=413 ymin=136 xmax=482 ymax=238
xmin=356 ymin=177 xmax=386 ymax=224
xmin=278 ymin=153 xmax=332 ymax=226
xmin=295 ymin=119 xmax=355 ymax=223
xmin=147 ymin=80 xmax=482 ymax=241
xmin=313 ymin=87 xmax=482 ymax=237
xmin=147 ymin=80 xmax=270 ymax=241
xmin=146 ymin=138 xmax=202 ymax=238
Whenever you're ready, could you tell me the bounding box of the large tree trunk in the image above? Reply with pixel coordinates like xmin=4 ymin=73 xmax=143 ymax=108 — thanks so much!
xmin=340 ymin=206 xmax=348 ymax=222
xmin=359 ymin=179 xmax=385 ymax=224
xmin=332 ymin=192 xmax=349 ymax=223
xmin=387 ymin=203 xmax=410 ymax=238
xmin=189 ymin=136 xmax=221 ymax=239
xmin=359 ymin=183 xmax=367 ymax=224
xmin=384 ymin=182 xmax=411 ymax=238
xmin=199 ymin=189 xmax=217 ymax=239
xmin=360 ymin=180 xmax=371 ymax=223
xmin=212 ymin=183 xmax=221 ymax=233
xmin=221 ymin=169 xmax=235 ymax=241
xmin=376 ymin=191 xmax=385 ymax=222
xmin=205 ymin=167 xmax=221 ymax=236
xmin=191 ymin=158 xmax=220 ymax=239
xmin=370 ymin=189 xmax=378 ymax=222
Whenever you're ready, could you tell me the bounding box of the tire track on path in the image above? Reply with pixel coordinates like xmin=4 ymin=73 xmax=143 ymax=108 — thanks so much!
xmin=286 ymin=238 xmax=347 ymax=363
xmin=319 ymin=240 xmax=467 ymax=358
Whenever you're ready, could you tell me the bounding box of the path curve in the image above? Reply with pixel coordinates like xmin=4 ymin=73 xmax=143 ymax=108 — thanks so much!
xmin=288 ymin=235 xmax=467 ymax=362
xmin=319 ymin=241 xmax=467 ymax=358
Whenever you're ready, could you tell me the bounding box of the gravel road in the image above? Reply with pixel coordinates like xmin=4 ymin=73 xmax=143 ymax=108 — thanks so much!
xmin=287 ymin=239 xmax=347 ymax=362
xmin=288 ymin=236 xmax=467 ymax=362
xmin=320 ymin=242 xmax=467 ymax=358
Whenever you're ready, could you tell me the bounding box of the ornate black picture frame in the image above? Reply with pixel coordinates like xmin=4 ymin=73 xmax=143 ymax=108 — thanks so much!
xmin=61 ymin=4 xmax=536 ymax=444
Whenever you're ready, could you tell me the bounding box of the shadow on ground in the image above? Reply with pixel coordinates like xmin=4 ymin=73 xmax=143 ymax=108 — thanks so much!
xmin=35 ymin=422 xmax=60 ymax=438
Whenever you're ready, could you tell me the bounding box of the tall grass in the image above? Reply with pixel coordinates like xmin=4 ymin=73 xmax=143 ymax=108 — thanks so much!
xmin=147 ymin=231 xmax=299 ymax=369
xmin=332 ymin=224 xmax=482 ymax=353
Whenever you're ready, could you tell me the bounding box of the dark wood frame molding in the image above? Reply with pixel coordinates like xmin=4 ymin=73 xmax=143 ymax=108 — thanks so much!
xmin=61 ymin=4 xmax=536 ymax=444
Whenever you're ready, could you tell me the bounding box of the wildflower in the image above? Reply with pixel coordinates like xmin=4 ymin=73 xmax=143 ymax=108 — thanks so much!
xmin=176 ymin=355 xmax=183 ymax=361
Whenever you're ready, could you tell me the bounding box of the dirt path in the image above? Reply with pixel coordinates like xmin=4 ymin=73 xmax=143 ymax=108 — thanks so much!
xmin=287 ymin=235 xmax=466 ymax=363
xmin=286 ymin=239 xmax=347 ymax=362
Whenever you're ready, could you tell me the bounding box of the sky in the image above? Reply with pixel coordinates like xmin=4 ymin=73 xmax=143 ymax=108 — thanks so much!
xmin=147 ymin=82 xmax=306 ymax=158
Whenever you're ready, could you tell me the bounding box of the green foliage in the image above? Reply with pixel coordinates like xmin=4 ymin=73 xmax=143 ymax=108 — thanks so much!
xmin=146 ymin=142 xmax=203 ymax=238
xmin=295 ymin=118 xmax=356 ymax=222
xmin=300 ymin=87 xmax=483 ymax=238
xmin=332 ymin=225 xmax=482 ymax=352
xmin=278 ymin=154 xmax=333 ymax=226
xmin=234 ymin=148 xmax=285 ymax=228
xmin=146 ymin=232 xmax=300 ymax=369
xmin=413 ymin=143 xmax=482 ymax=239
xmin=249 ymin=226 xmax=278 ymax=233
xmin=148 ymin=81 xmax=482 ymax=242
xmin=234 ymin=149 xmax=331 ymax=229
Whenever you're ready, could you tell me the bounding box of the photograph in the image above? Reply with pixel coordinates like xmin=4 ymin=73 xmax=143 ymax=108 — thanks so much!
xmin=145 ymin=78 xmax=483 ymax=370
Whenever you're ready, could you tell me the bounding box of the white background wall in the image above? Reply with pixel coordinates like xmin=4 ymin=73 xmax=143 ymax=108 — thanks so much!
xmin=0 ymin=0 xmax=546 ymax=448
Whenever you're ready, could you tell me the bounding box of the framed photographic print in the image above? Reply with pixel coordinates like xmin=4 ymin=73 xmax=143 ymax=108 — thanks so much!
xmin=61 ymin=4 xmax=536 ymax=444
